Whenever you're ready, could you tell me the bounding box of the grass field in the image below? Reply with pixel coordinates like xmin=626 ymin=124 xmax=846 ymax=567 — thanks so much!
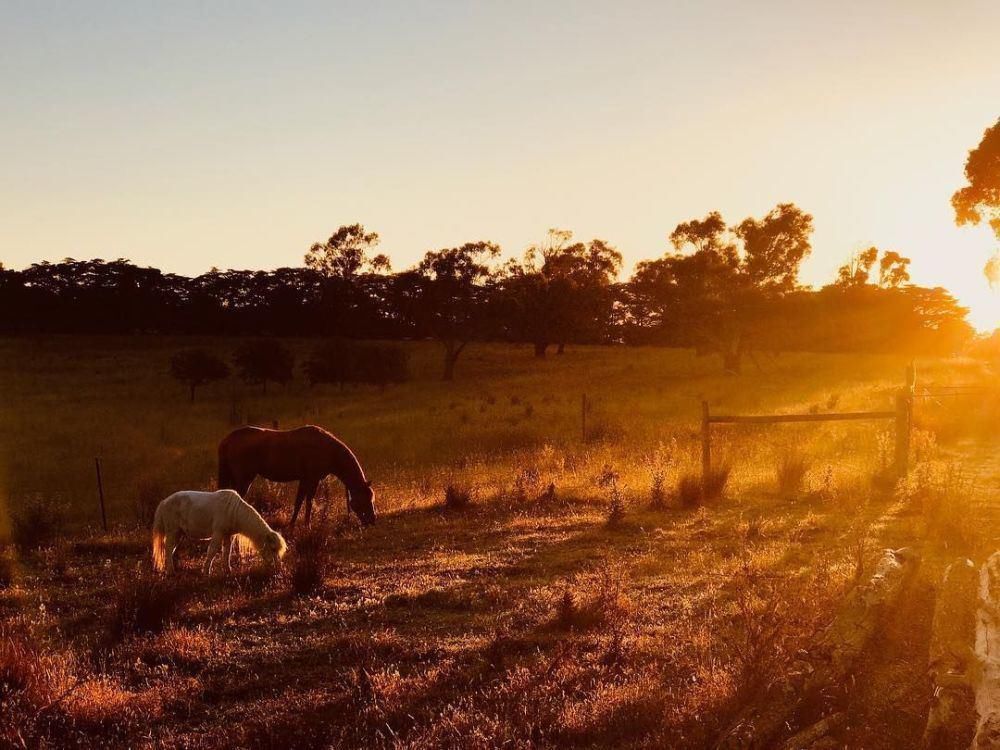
xmin=1 ymin=337 xmax=998 ymax=748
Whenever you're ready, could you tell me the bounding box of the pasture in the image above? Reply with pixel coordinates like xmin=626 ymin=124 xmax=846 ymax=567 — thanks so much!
xmin=1 ymin=336 xmax=997 ymax=748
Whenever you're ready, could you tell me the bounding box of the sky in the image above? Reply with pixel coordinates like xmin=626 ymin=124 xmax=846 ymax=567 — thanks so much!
xmin=2 ymin=1 xmax=1000 ymax=326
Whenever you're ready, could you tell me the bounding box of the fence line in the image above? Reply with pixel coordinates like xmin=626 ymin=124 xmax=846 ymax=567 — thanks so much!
xmin=700 ymin=364 xmax=916 ymax=499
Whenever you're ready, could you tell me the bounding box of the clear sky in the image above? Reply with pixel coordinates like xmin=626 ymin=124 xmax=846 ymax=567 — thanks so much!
xmin=2 ymin=1 xmax=999 ymax=326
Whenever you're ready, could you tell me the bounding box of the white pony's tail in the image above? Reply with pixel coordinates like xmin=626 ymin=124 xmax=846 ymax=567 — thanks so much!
xmin=151 ymin=502 xmax=167 ymax=573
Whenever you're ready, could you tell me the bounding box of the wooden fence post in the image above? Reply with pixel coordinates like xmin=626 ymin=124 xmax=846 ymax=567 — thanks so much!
xmin=701 ymin=400 xmax=711 ymax=498
xmin=95 ymin=457 xmax=108 ymax=533
xmin=895 ymin=392 xmax=913 ymax=477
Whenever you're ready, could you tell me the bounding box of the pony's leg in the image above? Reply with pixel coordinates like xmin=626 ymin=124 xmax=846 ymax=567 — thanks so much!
xmin=203 ymin=534 xmax=223 ymax=576
xmin=165 ymin=531 xmax=178 ymax=575
xmin=222 ymin=535 xmax=233 ymax=573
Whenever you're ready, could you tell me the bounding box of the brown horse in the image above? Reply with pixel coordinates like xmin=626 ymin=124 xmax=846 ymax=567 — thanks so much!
xmin=218 ymin=425 xmax=375 ymax=526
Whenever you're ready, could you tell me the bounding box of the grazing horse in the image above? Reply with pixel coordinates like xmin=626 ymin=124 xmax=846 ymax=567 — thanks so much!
xmin=152 ymin=489 xmax=287 ymax=575
xmin=218 ymin=425 xmax=376 ymax=526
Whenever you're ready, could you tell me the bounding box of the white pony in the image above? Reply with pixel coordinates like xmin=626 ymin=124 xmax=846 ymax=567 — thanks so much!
xmin=152 ymin=489 xmax=287 ymax=575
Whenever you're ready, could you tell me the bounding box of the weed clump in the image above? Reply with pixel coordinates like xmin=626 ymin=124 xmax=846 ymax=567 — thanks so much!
xmin=287 ymin=523 xmax=332 ymax=596
xmin=775 ymin=449 xmax=810 ymax=498
xmin=444 ymin=484 xmax=474 ymax=512
xmin=598 ymin=466 xmax=626 ymax=527
xmin=677 ymin=464 xmax=730 ymax=507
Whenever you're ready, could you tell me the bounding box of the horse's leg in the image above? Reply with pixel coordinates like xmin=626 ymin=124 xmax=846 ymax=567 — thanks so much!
xmin=290 ymin=483 xmax=307 ymax=528
xmin=203 ymin=534 xmax=223 ymax=576
xmin=165 ymin=531 xmax=178 ymax=575
xmin=235 ymin=475 xmax=254 ymax=499
xmin=303 ymin=478 xmax=320 ymax=526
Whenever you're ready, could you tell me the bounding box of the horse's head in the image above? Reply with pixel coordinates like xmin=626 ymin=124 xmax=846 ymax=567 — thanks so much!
xmin=349 ymin=481 xmax=376 ymax=526
xmin=262 ymin=530 xmax=288 ymax=566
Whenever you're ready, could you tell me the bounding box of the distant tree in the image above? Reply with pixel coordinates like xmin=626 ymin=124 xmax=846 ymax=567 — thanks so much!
xmin=836 ymin=247 xmax=879 ymax=287
xmin=877 ymin=250 xmax=911 ymax=288
xmin=627 ymin=204 xmax=813 ymax=372
xmin=400 ymin=241 xmax=500 ymax=381
xmin=304 ymin=224 xmax=390 ymax=279
xmin=304 ymin=224 xmax=392 ymax=336
xmin=502 ymin=229 xmax=622 ymax=357
xmin=169 ymin=349 xmax=229 ymax=402
xmin=835 ymin=247 xmax=910 ymax=289
xmin=233 ymin=339 xmax=295 ymax=394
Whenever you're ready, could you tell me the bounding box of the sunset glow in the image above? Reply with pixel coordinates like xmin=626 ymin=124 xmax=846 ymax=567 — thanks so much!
xmin=2 ymin=2 xmax=1000 ymax=327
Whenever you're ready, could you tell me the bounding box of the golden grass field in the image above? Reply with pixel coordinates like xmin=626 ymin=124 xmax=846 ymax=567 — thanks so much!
xmin=2 ymin=336 xmax=999 ymax=748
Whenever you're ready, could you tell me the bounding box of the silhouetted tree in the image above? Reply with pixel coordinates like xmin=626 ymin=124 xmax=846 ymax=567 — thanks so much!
xmin=233 ymin=339 xmax=295 ymax=394
xmin=627 ymin=204 xmax=813 ymax=372
xmin=502 ymin=229 xmax=622 ymax=357
xmin=836 ymin=247 xmax=879 ymax=287
xmin=878 ymin=251 xmax=911 ymax=288
xmin=836 ymin=247 xmax=910 ymax=289
xmin=402 ymin=241 xmax=500 ymax=381
xmin=304 ymin=224 xmax=391 ymax=336
xmin=169 ymin=349 xmax=230 ymax=402
xmin=953 ymin=118 xmax=1000 ymax=285
xmin=954 ymin=118 xmax=1000 ymax=238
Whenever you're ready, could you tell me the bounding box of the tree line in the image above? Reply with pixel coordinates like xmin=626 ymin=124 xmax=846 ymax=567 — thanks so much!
xmin=0 ymin=205 xmax=974 ymax=380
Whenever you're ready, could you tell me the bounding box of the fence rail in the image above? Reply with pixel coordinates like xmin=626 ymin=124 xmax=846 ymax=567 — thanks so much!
xmin=700 ymin=365 xmax=915 ymax=499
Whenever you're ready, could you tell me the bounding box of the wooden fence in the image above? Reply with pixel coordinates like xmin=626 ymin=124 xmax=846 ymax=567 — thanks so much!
xmin=700 ymin=365 xmax=916 ymax=498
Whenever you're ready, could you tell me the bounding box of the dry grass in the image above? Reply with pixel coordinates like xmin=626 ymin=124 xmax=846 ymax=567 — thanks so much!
xmin=101 ymin=567 xmax=184 ymax=646
xmin=0 ymin=338 xmax=994 ymax=747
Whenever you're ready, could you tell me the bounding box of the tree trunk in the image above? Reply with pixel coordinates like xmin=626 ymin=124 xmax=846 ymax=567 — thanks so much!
xmin=534 ymin=341 xmax=549 ymax=359
xmin=442 ymin=341 xmax=467 ymax=381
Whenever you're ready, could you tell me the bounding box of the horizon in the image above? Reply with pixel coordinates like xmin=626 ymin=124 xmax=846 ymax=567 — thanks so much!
xmin=3 ymin=1 xmax=1000 ymax=326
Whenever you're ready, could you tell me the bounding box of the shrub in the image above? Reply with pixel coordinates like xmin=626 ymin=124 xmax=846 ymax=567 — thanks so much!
xmin=775 ymin=450 xmax=810 ymax=498
xmin=287 ymin=524 xmax=332 ymax=596
xmin=512 ymin=466 xmax=541 ymax=502
xmin=304 ymin=340 xmax=409 ymax=389
xmin=169 ymin=349 xmax=229 ymax=402
xmin=0 ymin=544 xmax=14 ymax=587
xmin=597 ymin=466 xmax=627 ymax=527
xmin=233 ymin=339 xmax=295 ymax=394
xmin=12 ymin=496 xmax=66 ymax=551
xmin=649 ymin=469 xmax=667 ymax=510
xmin=444 ymin=484 xmax=473 ymax=512
xmin=102 ymin=567 xmax=182 ymax=646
